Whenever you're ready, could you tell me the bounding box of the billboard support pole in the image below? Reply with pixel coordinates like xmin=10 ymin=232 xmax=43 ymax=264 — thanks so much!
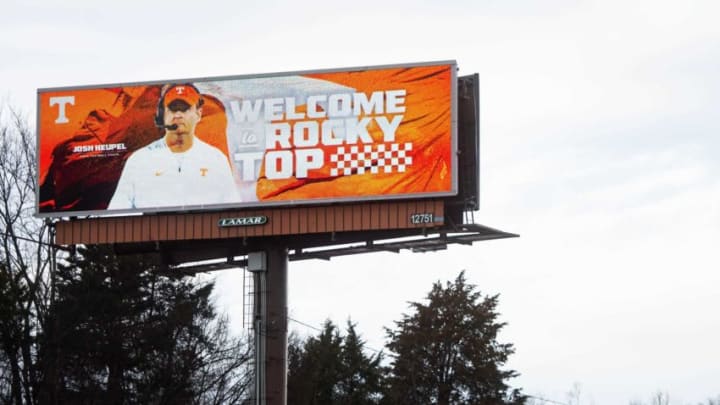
xmin=250 ymin=246 xmax=288 ymax=405
xmin=265 ymin=244 xmax=288 ymax=405
xmin=251 ymin=261 xmax=266 ymax=405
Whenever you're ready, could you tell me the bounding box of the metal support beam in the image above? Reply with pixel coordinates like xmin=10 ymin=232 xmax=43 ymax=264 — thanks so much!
xmin=264 ymin=245 xmax=288 ymax=405
xmin=250 ymin=247 xmax=288 ymax=405
xmin=252 ymin=268 xmax=266 ymax=405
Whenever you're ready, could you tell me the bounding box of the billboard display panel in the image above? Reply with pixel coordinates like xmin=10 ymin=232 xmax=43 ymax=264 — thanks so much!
xmin=37 ymin=61 xmax=457 ymax=217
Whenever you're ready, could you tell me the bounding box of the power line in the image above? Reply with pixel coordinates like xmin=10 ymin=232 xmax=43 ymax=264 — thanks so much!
xmin=287 ymin=316 xmax=322 ymax=333
xmin=287 ymin=316 xmax=387 ymax=357
xmin=0 ymin=231 xmax=71 ymax=251
xmin=526 ymin=394 xmax=570 ymax=405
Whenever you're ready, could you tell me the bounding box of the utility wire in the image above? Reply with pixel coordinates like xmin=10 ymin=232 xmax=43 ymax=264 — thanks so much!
xmin=287 ymin=316 xmax=388 ymax=357
xmin=0 ymin=231 xmax=70 ymax=251
xmin=287 ymin=316 xmax=323 ymax=333
xmin=526 ymin=395 xmax=570 ymax=405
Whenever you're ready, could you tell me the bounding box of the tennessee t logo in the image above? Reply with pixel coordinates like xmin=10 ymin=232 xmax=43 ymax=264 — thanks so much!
xmin=49 ymin=96 xmax=75 ymax=124
xmin=200 ymin=168 xmax=208 ymax=177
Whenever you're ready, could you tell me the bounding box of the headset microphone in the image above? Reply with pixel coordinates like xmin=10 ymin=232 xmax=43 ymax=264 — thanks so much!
xmin=162 ymin=124 xmax=178 ymax=130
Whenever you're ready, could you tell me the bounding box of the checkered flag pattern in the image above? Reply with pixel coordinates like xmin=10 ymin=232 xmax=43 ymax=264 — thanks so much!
xmin=330 ymin=143 xmax=413 ymax=177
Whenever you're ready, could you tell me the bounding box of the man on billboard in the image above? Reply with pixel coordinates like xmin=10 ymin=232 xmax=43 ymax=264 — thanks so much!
xmin=108 ymin=83 xmax=240 ymax=210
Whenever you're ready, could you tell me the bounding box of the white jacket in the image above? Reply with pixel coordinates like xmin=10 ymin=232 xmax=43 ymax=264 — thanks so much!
xmin=108 ymin=137 xmax=240 ymax=211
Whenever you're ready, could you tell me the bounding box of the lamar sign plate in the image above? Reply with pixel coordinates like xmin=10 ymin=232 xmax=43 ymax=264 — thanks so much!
xmin=218 ymin=216 xmax=268 ymax=227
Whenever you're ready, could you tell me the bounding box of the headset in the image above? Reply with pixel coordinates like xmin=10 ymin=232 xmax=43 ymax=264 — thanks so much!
xmin=154 ymin=83 xmax=205 ymax=129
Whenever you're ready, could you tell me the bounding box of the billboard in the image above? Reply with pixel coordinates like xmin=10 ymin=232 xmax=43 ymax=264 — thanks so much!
xmin=37 ymin=61 xmax=457 ymax=217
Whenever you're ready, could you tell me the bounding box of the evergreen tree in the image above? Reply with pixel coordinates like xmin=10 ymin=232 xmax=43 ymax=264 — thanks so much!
xmin=0 ymin=263 xmax=32 ymax=405
xmin=384 ymin=271 xmax=525 ymax=405
xmin=337 ymin=321 xmax=384 ymax=405
xmin=37 ymin=245 xmax=251 ymax=404
xmin=287 ymin=320 xmax=384 ymax=405
xmin=288 ymin=320 xmax=343 ymax=405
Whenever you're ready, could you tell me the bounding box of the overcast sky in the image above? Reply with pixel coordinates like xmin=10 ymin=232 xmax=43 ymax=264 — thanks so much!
xmin=3 ymin=0 xmax=719 ymax=403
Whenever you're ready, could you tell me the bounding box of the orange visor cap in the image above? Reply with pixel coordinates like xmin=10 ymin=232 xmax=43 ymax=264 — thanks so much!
xmin=164 ymin=85 xmax=201 ymax=107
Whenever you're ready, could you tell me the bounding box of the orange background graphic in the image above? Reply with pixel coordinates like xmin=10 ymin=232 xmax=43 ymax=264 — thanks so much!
xmin=256 ymin=64 xmax=453 ymax=202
